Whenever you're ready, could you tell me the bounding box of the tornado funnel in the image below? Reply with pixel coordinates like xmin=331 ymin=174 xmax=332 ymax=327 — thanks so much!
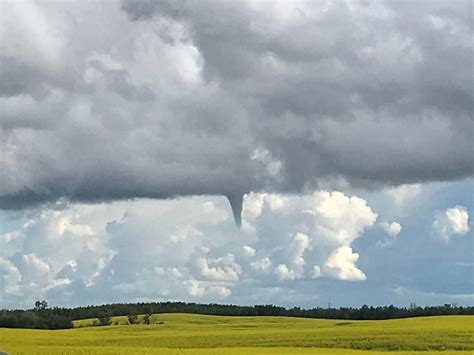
xmin=227 ymin=194 xmax=243 ymax=228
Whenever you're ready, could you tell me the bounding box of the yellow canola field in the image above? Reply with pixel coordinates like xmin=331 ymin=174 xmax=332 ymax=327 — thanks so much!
xmin=0 ymin=314 xmax=472 ymax=354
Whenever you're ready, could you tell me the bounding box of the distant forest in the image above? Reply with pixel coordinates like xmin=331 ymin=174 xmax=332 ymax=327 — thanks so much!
xmin=1 ymin=301 xmax=473 ymax=329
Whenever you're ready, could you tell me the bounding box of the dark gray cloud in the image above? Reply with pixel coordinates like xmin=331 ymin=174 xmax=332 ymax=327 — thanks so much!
xmin=1 ymin=0 xmax=472 ymax=219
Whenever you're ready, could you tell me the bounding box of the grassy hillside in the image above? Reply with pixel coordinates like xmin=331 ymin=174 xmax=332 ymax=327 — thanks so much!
xmin=0 ymin=314 xmax=473 ymax=354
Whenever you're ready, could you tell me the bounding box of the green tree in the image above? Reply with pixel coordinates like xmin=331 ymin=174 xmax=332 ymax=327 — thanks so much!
xmin=98 ymin=312 xmax=111 ymax=326
xmin=127 ymin=313 xmax=139 ymax=325
xmin=34 ymin=300 xmax=48 ymax=311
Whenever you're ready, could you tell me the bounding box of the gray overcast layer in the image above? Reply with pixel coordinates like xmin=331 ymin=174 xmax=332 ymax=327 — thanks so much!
xmin=1 ymin=0 xmax=473 ymax=213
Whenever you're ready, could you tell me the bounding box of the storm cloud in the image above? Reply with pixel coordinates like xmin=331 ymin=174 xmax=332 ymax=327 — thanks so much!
xmin=1 ymin=0 xmax=473 ymax=220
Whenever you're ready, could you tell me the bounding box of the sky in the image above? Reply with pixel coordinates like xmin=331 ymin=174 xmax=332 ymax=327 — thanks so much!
xmin=0 ymin=0 xmax=472 ymax=309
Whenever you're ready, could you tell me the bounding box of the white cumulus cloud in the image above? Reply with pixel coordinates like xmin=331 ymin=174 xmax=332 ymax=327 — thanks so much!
xmin=0 ymin=190 xmax=378 ymax=307
xmin=381 ymin=222 xmax=402 ymax=238
xmin=325 ymin=246 xmax=366 ymax=281
xmin=433 ymin=206 xmax=470 ymax=241
xmin=386 ymin=184 xmax=422 ymax=207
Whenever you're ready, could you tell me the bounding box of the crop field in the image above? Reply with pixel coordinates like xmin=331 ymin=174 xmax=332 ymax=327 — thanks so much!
xmin=0 ymin=314 xmax=473 ymax=354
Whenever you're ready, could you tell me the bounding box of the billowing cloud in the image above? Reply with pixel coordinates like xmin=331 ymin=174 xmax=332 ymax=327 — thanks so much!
xmin=381 ymin=222 xmax=402 ymax=238
xmin=1 ymin=0 xmax=473 ymax=224
xmin=386 ymin=184 xmax=423 ymax=208
xmin=185 ymin=280 xmax=231 ymax=298
xmin=195 ymin=254 xmax=241 ymax=282
xmin=0 ymin=258 xmax=22 ymax=296
xmin=0 ymin=190 xmax=378 ymax=307
xmin=1 ymin=0 xmax=472 ymax=309
xmin=433 ymin=206 xmax=470 ymax=241
xmin=325 ymin=246 xmax=366 ymax=281
xmin=243 ymin=245 xmax=256 ymax=257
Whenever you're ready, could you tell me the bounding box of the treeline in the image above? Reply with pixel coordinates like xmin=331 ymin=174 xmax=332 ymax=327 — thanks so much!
xmin=1 ymin=301 xmax=473 ymax=329
xmin=0 ymin=301 xmax=72 ymax=329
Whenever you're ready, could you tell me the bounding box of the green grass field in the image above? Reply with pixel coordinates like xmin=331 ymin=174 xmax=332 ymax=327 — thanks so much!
xmin=0 ymin=314 xmax=473 ymax=354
